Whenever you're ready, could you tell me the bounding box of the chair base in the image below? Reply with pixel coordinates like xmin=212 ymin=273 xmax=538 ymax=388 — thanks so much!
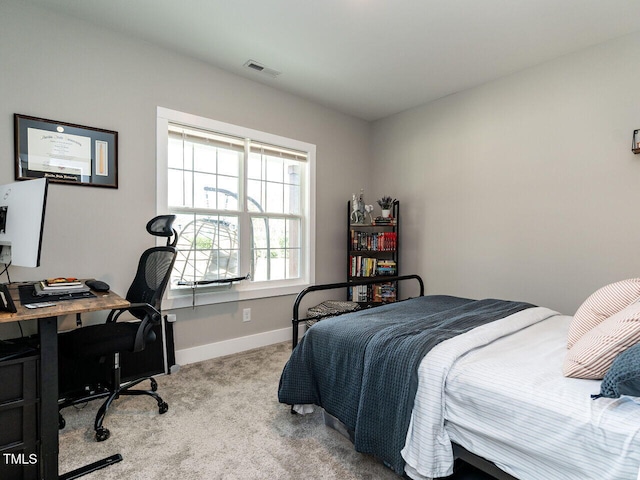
xmin=59 ymin=376 xmax=168 ymax=442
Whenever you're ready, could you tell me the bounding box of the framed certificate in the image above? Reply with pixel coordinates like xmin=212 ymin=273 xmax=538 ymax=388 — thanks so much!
xmin=14 ymin=114 xmax=118 ymax=188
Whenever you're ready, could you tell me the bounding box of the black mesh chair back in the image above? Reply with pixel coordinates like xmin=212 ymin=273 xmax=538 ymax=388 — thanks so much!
xmin=126 ymin=246 xmax=177 ymax=320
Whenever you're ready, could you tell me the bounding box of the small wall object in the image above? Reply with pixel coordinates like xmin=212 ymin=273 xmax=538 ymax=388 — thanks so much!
xmin=377 ymin=196 xmax=396 ymax=218
xmin=633 ymin=129 xmax=640 ymax=154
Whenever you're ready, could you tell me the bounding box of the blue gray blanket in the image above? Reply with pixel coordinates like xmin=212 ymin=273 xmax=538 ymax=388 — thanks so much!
xmin=278 ymin=295 xmax=535 ymax=474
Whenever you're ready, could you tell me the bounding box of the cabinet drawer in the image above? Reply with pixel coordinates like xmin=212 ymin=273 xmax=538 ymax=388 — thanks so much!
xmin=0 ymin=403 xmax=38 ymax=448
xmin=0 ymin=442 xmax=39 ymax=480
xmin=0 ymin=356 xmax=38 ymax=405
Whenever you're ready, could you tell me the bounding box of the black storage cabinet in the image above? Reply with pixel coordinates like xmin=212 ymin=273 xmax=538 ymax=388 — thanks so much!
xmin=0 ymin=353 xmax=39 ymax=480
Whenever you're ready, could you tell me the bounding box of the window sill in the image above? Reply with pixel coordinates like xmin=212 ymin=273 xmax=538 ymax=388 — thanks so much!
xmin=163 ymin=280 xmax=311 ymax=310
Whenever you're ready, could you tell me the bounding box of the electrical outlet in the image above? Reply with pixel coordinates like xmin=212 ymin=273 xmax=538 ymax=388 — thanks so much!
xmin=242 ymin=308 xmax=251 ymax=322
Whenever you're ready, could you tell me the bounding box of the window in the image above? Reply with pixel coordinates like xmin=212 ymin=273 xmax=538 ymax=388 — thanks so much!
xmin=157 ymin=108 xmax=315 ymax=308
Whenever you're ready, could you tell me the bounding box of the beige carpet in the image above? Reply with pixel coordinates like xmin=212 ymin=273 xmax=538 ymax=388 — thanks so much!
xmin=58 ymin=341 xmax=402 ymax=480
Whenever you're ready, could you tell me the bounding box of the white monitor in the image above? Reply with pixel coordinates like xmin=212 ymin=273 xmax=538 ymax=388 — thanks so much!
xmin=0 ymin=178 xmax=48 ymax=267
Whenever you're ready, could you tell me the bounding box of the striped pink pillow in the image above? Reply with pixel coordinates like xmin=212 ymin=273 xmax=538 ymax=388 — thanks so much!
xmin=563 ymin=302 xmax=640 ymax=379
xmin=567 ymin=279 xmax=640 ymax=349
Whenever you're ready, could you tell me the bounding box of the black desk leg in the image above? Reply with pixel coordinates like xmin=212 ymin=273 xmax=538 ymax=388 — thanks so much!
xmin=41 ymin=315 xmax=123 ymax=480
xmin=38 ymin=316 xmax=59 ymax=480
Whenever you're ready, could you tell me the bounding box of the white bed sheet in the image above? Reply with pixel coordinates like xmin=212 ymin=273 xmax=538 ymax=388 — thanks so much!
xmin=403 ymin=308 xmax=640 ymax=480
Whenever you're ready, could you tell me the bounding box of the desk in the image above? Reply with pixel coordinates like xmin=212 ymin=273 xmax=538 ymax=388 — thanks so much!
xmin=0 ymin=283 xmax=129 ymax=480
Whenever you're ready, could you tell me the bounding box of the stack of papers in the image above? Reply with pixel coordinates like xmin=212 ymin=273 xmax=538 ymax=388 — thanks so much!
xmin=35 ymin=278 xmax=90 ymax=296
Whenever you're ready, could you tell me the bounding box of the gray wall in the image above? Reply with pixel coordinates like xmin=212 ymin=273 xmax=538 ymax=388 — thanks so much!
xmin=0 ymin=1 xmax=371 ymax=348
xmin=371 ymin=32 xmax=640 ymax=315
xmin=3 ymin=0 xmax=639 ymax=353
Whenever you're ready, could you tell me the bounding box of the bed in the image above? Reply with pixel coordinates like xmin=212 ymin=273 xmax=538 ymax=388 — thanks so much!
xmin=278 ymin=277 xmax=640 ymax=480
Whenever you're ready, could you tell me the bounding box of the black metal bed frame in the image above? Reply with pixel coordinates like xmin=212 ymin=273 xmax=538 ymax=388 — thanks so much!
xmin=289 ymin=274 xmax=520 ymax=480
xmin=290 ymin=274 xmax=425 ymax=348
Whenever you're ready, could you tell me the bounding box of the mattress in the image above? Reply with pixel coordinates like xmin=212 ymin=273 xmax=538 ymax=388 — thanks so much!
xmin=403 ymin=309 xmax=640 ymax=480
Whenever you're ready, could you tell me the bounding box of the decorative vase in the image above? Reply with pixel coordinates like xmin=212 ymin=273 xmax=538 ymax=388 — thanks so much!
xmin=381 ymin=209 xmax=391 ymax=218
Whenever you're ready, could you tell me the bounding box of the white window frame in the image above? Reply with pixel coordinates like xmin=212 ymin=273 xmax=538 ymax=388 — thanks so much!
xmin=157 ymin=107 xmax=316 ymax=309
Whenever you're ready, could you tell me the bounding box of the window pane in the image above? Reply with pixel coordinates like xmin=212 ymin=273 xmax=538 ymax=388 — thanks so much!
xmin=251 ymin=217 xmax=268 ymax=249
xmin=191 ymin=174 xmax=239 ymax=211
xmin=287 ymin=218 xmax=301 ymax=248
xmin=266 ymin=156 xmax=284 ymax=183
xmin=285 ymin=161 xmax=301 ymax=186
xmin=268 ymin=218 xmax=286 ymax=250
xmin=284 ymin=184 xmax=300 ymax=215
xmin=168 ymin=137 xmax=193 ymax=170
xmin=168 ymin=169 xmax=193 ymax=208
xmin=285 ymin=248 xmax=300 ymax=279
xmin=172 ymin=214 xmax=239 ymax=284
xmin=270 ymin=249 xmax=286 ymax=280
xmin=217 ymin=175 xmax=239 ymax=210
xmin=247 ymin=153 xmax=262 ymax=180
xmin=249 ymin=216 xmax=301 ymax=281
xmin=218 ymin=148 xmax=240 ymax=177
xmin=193 ymin=143 xmax=216 ymax=174
xmin=266 ymin=182 xmax=284 ymax=214
xmin=252 ymin=248 xmax=268 ymax=282
xmin=193 ymin=172 xmax=217 ymax=209
xmin=247 ymin=179 xmax=264 ymax=212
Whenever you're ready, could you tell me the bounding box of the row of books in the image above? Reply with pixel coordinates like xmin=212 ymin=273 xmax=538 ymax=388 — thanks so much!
xmin=350 ymin=231 xmax=397 ymax=252
xmin=349 ymin=257 xmax=397 ymax=277
xmin=349 ymin=283 xmax=397 ymax=303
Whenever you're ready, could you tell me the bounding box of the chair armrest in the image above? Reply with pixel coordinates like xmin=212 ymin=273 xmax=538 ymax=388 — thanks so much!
xmin=106 ymin=303 xmax=161 ymax=324
xmin=106 ymin=302 xmax=162 ymax=353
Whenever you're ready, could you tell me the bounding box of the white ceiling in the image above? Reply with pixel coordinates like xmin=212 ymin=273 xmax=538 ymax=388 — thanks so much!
xmin=24 ymin=0 xmax=640 ymax=121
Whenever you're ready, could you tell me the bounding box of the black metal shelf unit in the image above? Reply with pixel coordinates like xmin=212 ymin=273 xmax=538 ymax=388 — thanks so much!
xmin=347 ymin=200 xmax=399 ymax=305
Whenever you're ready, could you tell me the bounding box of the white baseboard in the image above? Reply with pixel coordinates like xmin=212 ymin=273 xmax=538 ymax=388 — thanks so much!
xmin=175 ymin=327 xmax=297 ymax=366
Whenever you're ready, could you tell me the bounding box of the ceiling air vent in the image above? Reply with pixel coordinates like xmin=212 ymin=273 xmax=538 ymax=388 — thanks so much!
xmin=243 ymin=60 xmax=281 ymax=78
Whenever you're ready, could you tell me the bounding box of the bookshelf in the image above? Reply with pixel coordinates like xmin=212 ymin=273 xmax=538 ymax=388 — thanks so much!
xmin=347 ymin=200 xmax=399 ymax=304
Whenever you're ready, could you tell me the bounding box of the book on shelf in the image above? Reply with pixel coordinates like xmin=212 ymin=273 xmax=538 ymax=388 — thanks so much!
xmin=376 ymin=259 xmax=397 ymax=276
xmin=373 ymin=283 xmax=397 ymax=303
xmin=372 ymin=217 xmax=396 ymax=226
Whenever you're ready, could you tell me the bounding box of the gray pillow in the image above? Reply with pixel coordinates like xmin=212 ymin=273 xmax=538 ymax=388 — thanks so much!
xmin=593 ymin=342 xmax=640 ymax=399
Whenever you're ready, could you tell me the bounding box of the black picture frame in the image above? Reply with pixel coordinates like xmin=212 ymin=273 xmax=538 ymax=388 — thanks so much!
xmin=14 ymin=114 xmax=118 ymax=188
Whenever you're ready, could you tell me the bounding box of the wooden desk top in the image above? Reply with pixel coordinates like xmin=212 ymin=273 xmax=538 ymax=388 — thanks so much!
xmin=0 ymin=283 xmax=130 ymax=323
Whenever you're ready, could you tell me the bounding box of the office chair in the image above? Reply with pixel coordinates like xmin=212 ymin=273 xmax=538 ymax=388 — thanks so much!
xmin=58 ymin=215 xmax=178 ymax=442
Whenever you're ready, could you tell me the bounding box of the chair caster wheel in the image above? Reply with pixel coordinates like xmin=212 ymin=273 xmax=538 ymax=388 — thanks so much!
xmin=95 ymin=427 xmax=110 ymax=442
xmin=150 ymin=378 xmax=158 ymax=392
xmin=59 ymin=414 xmax=66 ymax=430
xmin=159 ymin=402 xmax=169 ymax=414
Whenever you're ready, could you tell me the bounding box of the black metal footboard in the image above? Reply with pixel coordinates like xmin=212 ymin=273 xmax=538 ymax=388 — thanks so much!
xmin=291 ymin=274 xmax=424 ymax=348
